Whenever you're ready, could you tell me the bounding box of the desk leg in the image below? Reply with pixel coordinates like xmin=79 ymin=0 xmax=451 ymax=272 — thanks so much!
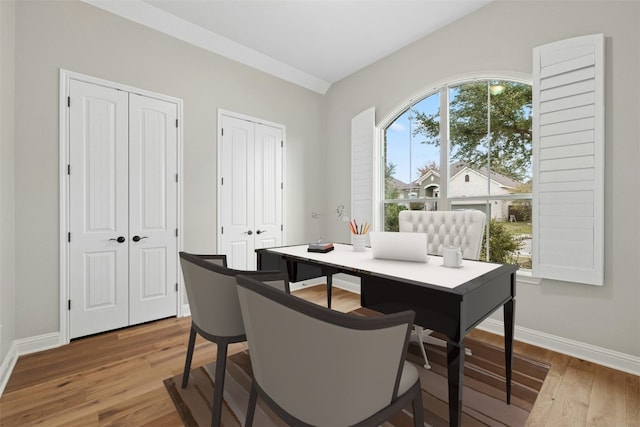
xmin=447 ymin=341 xmax=464 ymax=427
xmin=504 ymin=298 xmax=515 ymax=404
xmin=326 ymin=273 xmax=332 ymax=309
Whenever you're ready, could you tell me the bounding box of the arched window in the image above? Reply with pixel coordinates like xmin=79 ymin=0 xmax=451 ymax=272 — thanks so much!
xmin=382 ymin=79 xmax=532 ymax=269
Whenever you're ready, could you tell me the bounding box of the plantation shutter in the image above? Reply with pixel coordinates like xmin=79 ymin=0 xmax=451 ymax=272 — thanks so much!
xmin=532 ymin=34 xmax=604 ymax=286
xmin=351 ymin=107 xmax=375 ymax=237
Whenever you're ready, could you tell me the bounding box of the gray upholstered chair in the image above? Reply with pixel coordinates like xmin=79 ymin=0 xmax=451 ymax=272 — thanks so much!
xmin=178 ymin=252 xmax=289 ymax=427
xmin=398 ymin=209 xmax=486 ymax=368
xmin=236 ymin=273 xmax=424 ymax=427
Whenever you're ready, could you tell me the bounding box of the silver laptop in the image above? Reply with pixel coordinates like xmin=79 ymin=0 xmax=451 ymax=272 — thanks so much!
xmin=369 ymin=231 xmax=429 ymax=263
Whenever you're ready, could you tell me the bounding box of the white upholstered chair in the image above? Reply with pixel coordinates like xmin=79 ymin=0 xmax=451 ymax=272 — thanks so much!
xmin=398 ymin=209 xmax=486 ymax=368
xmin=236 ymin=273 xmax=424 ymax=427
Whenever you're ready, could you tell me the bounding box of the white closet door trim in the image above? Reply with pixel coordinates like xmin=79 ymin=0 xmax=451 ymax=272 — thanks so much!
xmin=59 ymin=69 xmax=184 ymax=345
xmin=216 ymin=109 xmax=287 ymax=256
xmin=532 ymin=34 xmax=604 ymax=286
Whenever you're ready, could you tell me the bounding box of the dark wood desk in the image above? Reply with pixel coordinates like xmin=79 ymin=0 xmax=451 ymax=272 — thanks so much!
xmin=256 ymin=244 xmax=517 ymax=427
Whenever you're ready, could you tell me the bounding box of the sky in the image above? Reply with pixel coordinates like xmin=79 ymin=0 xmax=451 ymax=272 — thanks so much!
xmin=385 ymin=93 xmax=440 ymax=184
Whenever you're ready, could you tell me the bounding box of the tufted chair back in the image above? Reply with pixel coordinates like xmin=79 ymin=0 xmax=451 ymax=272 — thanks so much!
xmin=398 ymin=210 xmax=486 ymax=260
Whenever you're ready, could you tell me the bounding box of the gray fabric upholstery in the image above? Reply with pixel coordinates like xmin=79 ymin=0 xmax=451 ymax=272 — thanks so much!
xmin=398 ymin=209 xmax=486 ymax=260
xmin=180 ymin=254 xmax=289 ymax=338
xmin=180 ymin=257 xmax=246 ymax=337
xmin=236 ymin=275 xmax=424 ymax=427
xmin=178 ymin=252 xmax=289 ymax=427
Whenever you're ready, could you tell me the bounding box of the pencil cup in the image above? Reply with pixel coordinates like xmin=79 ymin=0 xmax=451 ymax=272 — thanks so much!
xmin=352 ymin=234 xmax=366 ymax=252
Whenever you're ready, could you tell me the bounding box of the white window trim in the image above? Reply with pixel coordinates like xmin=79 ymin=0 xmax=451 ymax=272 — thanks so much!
xmin=376 ymin=73 xmax=534 ymax=276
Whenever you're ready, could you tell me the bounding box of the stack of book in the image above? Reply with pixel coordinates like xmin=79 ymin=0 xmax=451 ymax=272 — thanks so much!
xmin=307 ymin=242 xmax=334 ymax=253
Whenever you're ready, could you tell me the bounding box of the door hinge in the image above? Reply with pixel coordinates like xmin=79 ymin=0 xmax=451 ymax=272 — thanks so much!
xmin=67 ymin=164 xmax=70 ymax=175
xmin=176 ymin=119 xmax=179 ymax=128
xmin=175 ymin=173 xmax=178 ymax=183
xmin=221 ymin=226 xmax=224 ymax=235
xmin=281 ymin=224 xmax=283 ymax=231
xmin=281 ymin=140 xmax=283 ymax=148
xmin=68 ymin=232 xmax=71 ymax=242
xmin=221 ymin=177 xmax=224 ymax=185
xmin=175 ymin=228 xmax=178 ymax=237
xmin=281 ymin=182 xmax=283 ymax=190
xmin=67 ymin=96 xmax=70 ymax=108
xmin=221 ymin=128 xmax=224 ymax=136
xmin=68 ymin=300 xmax=71 ymax=310
xmin=175 ymin=283 xmax=178 ymax=292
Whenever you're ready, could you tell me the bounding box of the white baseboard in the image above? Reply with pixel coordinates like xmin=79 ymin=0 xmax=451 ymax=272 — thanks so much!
xmin=290 ymin=275 xmax=361 ymax=294
xmin=292 ymin=279 xmax=640 ymax=375
xmin=0 ymin=341 xmax=18 ymax=397
xmin=2 ymin=289 xmax=637 ymax=401
xmin=15 ymin=332 xmax=61 ymax=357
xmin=0 ymin=332 xmax=62 ymax=398
xmin=477 ymin=318 xmax=640 ymax=376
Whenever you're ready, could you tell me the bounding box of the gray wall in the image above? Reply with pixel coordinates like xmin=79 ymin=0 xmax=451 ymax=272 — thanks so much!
xmin=0 ymin=0 xmax=16 ymax=362
xmin=323 ymin=0 xmax=640 ymax=356
xmin=11 ymin=0 xmax=325 ymax=339
xmin=1 ymin=0 xmax=638 ymax=367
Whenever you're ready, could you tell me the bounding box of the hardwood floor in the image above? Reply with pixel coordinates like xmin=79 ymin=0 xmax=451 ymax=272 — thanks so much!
xmin=1 ymin=285 xmax=638 ymax=426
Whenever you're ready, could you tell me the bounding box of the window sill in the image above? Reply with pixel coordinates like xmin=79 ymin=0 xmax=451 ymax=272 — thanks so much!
xmin=516 ymin=270 xmax=542 ymax=286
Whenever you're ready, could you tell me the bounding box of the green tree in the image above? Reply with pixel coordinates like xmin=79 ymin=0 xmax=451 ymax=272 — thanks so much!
xmin=384 ymin=161 xmax=406 ymax=231
xmin=412 ymin=81 xmax=532 ymax=182
xmin=480 ymin=219 xmax=521 ymax=264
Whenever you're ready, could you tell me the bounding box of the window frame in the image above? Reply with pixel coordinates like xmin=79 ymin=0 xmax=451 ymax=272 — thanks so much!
xmin=377 ymin=73 xmax=534 ymax=271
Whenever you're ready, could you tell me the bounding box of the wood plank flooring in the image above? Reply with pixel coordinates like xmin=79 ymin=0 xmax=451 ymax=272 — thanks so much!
xmin=1 ymin=285 xmax=638 ymax=426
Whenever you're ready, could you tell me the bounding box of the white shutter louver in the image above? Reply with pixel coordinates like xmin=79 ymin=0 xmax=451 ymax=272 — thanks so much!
xmin=532 ymin=34 xmax=604 ymax=286
xmin=351 ymin=107 xmax=375 ymax=239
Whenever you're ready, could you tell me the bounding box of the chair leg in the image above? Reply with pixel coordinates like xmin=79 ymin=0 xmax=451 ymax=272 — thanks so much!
xmin=211 ymin=342 xmax=229 ymax=427
xmin=422 ymin=332 xmax=473 ymax=356
xmin=412 ymin=382 xmax=424 ymax=427
xmin=414 ymin=326 xmax=431 ymax=369
xmin=181 ymin=326 xmax=197 ymax=388
xmin=244 ymin=379 xmax=258 ymax=427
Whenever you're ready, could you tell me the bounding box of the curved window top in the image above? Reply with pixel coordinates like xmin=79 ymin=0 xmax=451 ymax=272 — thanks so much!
xmin=381 ymin=78 xmax=532 ymax=269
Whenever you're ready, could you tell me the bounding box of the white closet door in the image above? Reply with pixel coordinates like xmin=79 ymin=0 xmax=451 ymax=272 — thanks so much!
xmin=253 ymin=123 xmax=283 ymax=251
xmin=128 ymin=94 xmax=178 ymax=324
xmin=69 ymin=80 xmax=129 ymax=338
xmin=219 ymin=115 xmax=256 ymax=269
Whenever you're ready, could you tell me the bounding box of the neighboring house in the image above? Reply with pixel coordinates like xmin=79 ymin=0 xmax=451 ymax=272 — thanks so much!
xmin=392 ymin=162 xmax=521 ymax=220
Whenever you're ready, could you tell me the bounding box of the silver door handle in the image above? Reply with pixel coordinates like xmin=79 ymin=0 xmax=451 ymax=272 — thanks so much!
xmin=132 ymin=235 xmax=148 ymax=242
xmin=256 ymin=230 xmax=267 ymax=234
xmin=109 ymin=236 xmax=126 ymax=243
xmin=244 ymin=230 xmax=253 ymax=235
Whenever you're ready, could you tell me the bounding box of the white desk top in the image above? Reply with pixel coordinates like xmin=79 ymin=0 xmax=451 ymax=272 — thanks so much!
xmin=268 ymin=244 xmax=502 ymax=290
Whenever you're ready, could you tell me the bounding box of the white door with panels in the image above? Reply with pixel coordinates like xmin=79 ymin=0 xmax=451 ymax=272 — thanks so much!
xmin=218 ymin=113 xmax=284 ymax=270
xmin=68 ymin=79 xmax=179 ymax=339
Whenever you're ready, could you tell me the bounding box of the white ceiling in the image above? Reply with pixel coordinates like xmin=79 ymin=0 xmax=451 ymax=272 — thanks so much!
xmin=85 ymin=0 xmax=492 ymax=93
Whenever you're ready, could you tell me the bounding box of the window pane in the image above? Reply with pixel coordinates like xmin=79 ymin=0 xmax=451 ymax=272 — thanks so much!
xmin=381 ymin=79 xmax=532 ymax=269
xmin=480 ymin=199 xmax=532 ymax=270
xmin=384 ymin=93 xmax=440 ymax=202
xmin=448 ymin=81 xmax=532 ymax=197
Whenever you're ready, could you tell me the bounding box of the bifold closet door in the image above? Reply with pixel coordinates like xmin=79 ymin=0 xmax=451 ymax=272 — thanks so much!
xmin=219 ymin=115 xmax=283 ymax=270
xmin=69 ymin=80 xmax=130 ymax=338
xmin=68 ymin=80 xmax=178 ymax=339
xmin=128 ymin=93 xmax=178 ymax=325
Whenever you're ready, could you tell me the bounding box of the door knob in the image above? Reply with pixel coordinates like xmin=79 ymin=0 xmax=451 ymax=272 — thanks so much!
xmin=132 ymin=235 xmax=148 ymax=242
xmin=256 ymin=230 xmax=267 ymax=234
xmin=245 ymin=230 xmax=253 ymax=235
xmin=109 ymin=236 xmax=126 ymax=243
